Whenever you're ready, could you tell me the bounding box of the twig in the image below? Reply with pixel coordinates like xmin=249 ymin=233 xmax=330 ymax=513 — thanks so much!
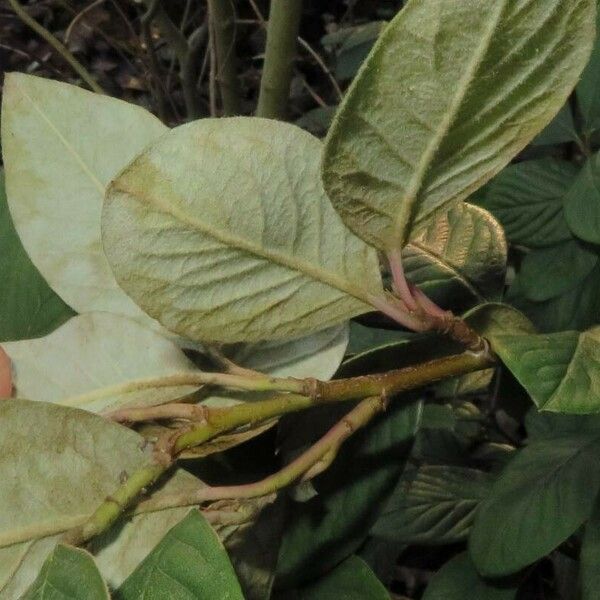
xmin=208 ymin=0 xmax=241 ymax=115
xmin=181 ymin=22 xmax=208 ymax=118
xmin=64 ymin=0 xmax=106 ymax=44
xmin=6 ymin=0 xmax=104 ymax=94
xmin=208 ymin=18 xmax=218 ymax=116
xmin=140 ymin=0 xmax=167 ymax=121
xmin=256 ymin=0 xmax=304 ymax=119
xmin=62 ymin=347 xmax=493 ymax=546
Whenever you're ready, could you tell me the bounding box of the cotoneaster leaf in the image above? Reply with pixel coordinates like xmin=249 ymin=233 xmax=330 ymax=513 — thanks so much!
xmin=403 ymin=203 xmax=507 ymax=310
xmin=1 ymin=313 xmax=199 ymax=412
xmin=0 ymin=73 xmax=167 ymax=324
xmin=493 ymin=327 xmax=600 ymax=413
xmin=322 ymin=0 xmax=595 ymax=250
xmin=102 ymin=117 xmax=383 ymax=343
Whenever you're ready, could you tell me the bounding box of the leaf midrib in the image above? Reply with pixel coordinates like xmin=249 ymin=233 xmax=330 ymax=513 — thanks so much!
xmin=392 ymin=0 xmax=509 ymax=246
xmin=112 ymin=181 xmax=379 ymax=307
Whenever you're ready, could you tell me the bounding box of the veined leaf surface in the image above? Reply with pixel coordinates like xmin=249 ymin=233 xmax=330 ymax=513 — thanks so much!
xmin=322 ymin=0 xmax=595 ymax=250
xmin=103 ymin=118 xmax=383 ymax=343
xmin=1 ymin=73 xmax=167 ymax=322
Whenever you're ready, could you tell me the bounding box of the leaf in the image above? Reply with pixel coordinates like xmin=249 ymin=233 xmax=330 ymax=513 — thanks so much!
xmin=403 ymin=203 xmax=507 ymax=310
xmin=469 ymin=432 xmax=600 ymax=576
xmin=474 ymin=158 xmax=577 ymax=248
xmin=581 ymin=496 xmax=600 ymax=600
xmin=525 ymin=408 xmax=600 ymax=440
xmin=297 ymin=555 xmax=389 ymax=599
xmin=372 ymin=466 xmax=493 ymax=544
xmin=2 ymin=313 xmax=199 ymax=412
xmin=0 ymin=170 xmax=74 ymax=342
xmin=22 ymin=545 xmax=109 ymax=600
xmin=116 ymin=510 xmax=244 ymax=600
xmin=564 ymin=151 xmax=600 ymax=244
xmin=275 ymin=400 xmax=421 ymax=588
xmin=577 ymin=2 xmax=600 ymax=134
xmin=531 ymin=104 xmax=579 ymax=146
xmin=102 ymin=117 xmax=382 ymax=343
xmin=346 ymin=322 xmax=413 ymax=356
xmin=0 ymin=399 xmax=201 ymax=597
xmin=1 ymin=73 xmax=167 ymax=322
xmin=492 ymin=327 xmax=600 ymax=413
xmin=322 ymin=0 xmax=595 ymax=251
xmin=518 ymin=240 xmax=598 ymax=302
xmin=423 ymin=553 xmax=517 ymax=600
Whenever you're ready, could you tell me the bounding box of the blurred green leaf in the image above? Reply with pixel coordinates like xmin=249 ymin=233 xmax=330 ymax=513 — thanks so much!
xmin=297 ymin=555 xmax=388 ymax=599
xmin=372 ymin=466 xmax=493 ymax=544
xmin=581 ymin=496 xmax=600 ymax=600
xmin=117 ymin=510 xmax=244 ymax=600
xmin=493 ymin=327 xmax=600 ymax=413
xmin=22 ymin=545 xmax=108 ymax=600
xmin=474 ymin=158 xmax=577 ymax=248
xmin=577 ymin=2 xmax=600 ymax=134
xmin=423 ymin=552 xmax=517 ymax=600
xmin=0 ymin=171 xmax=74 ymax=342
xmin=564 ymin=151 xmax=600 ymax=244
xmin=470 ymin=433 xmax=600 ymax=576
xmin=518 ymin=240 xmax=598 ymax=302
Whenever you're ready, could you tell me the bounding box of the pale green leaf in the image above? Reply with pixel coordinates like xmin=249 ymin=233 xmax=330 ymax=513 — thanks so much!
xmin=577 ymin=2 xmax=600 ymax=134
xmin=493 ymin=327 xmax=600 ymax=413
xmin=564 ymin=151 xmax=600 ymax=244
xmin=581 ymin=496 xmax=600 ymax=600
xmin=475 ymin=158 xmax=577 ymax=248
xmin=469 ymin=433 xmax=600 ymax=576
xmin=2 ymin=313 xmax=199 ymax=412
xmin=22 ymin=545 xmax=108 ymax=600
xmin=0 ymin=73 xmax=167 ymax=323
xmin=117 ymin=510 xmax=244 ymax=600
xmin=102 ymin=117 xmax=383 ymax=343
xmin=403 ymin=203 xmax=507 ymax=309
xmin=0 ymin=400 xmax=202 ymax=597
xmin=297 ymin=555 xmax=388 ymax=599
xmin=322 ymin=0 xmax=595 ymax=250
xmin=0 ymin=171 xmax=74 ymax=342
xmin=423 ymin=553 xmax=516 ymax=600
xmin=372 ymin=466 xmax=493 ymax=544
xmin=518 ymin=240 xmax=598 ymax=302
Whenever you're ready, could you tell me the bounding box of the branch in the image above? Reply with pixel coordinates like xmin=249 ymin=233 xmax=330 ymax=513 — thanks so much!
xmin=256 ymin=0 xmax=304 ymax=119
xmin=208 ymin=0 xmax=241 ymax=115
xmin=7 ymin=0 xmax=104 ymax=94
xmin=62 ymin=347 xmax=494 ymax=545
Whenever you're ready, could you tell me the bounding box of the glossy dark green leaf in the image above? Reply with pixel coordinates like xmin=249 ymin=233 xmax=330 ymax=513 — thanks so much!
xmin=22 ymin=545 xmax=108 ymax=600
xmin=423 ymin=553 xmax=517 ymax=600
xmin=275 ymin=400 xmax=421 ymax=588
xmin=518 ymin=240 xmax=598 ymax=302
xmin=475 ymin=158 xmax=577 ymax=248
xmin=493 ymin=327 xmax=600 ymax=413
xmin=581 ymin=496 xmax=600 ymax=600
xmin=297 ymin=555 xmax=388 ymax=599
xmin=470 ymin=433 xmax=600 ymax=576
xmin=525 ymin=408 xmax=600 ymax=440
xmin=531 ymin=104 xmax=579 ymax=146
xmin=564 ymin=151 xmax=600 ymax=244
xmin=372 ymin=466 xmax=493 ymax=544
xmin=117 ymin=510 xmax=244 ymax=600
xmin=0 ymin=171 xmax=74 ymax=342
xmin=346 ymin=322 xmax=413 ymax=356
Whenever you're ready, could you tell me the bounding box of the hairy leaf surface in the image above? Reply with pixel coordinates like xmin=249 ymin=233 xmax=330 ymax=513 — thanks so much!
xmin=403 ymin=203 xmax=506 ymax=309
xmin=2 ymin=313 xmax=199 ymax=412
xmin=0 ymin=171 xmax=74 ymax=342
xmin=475 ymin=158 xmax=577 ymax=248
xmin=0 ymin=400 xmax=201 ymax=597
xmin=493 ymin=327 xmax=600 ymax=413
xmin=22 ymin=546 xmax=108 ymax=600
xmin=103 ymin=118 xmax=382 ymax=343
xmin=1 ymin=73 xmax=167 ymax=322
xmin=118 ymin=511 xmax=244 ymax=600
xmin=470 ymin=433 xmax=600 ymax=576
xmin=322 ymin=0 xmax=595 ymax=250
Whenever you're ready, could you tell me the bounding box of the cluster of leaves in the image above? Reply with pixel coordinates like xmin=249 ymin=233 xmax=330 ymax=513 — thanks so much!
xmin=2 ymin=0 xmax=600 ymax=598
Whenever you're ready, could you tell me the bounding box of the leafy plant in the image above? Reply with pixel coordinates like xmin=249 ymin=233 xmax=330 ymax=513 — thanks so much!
xmin=1 ymin=0 xmax=600 ymax=597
